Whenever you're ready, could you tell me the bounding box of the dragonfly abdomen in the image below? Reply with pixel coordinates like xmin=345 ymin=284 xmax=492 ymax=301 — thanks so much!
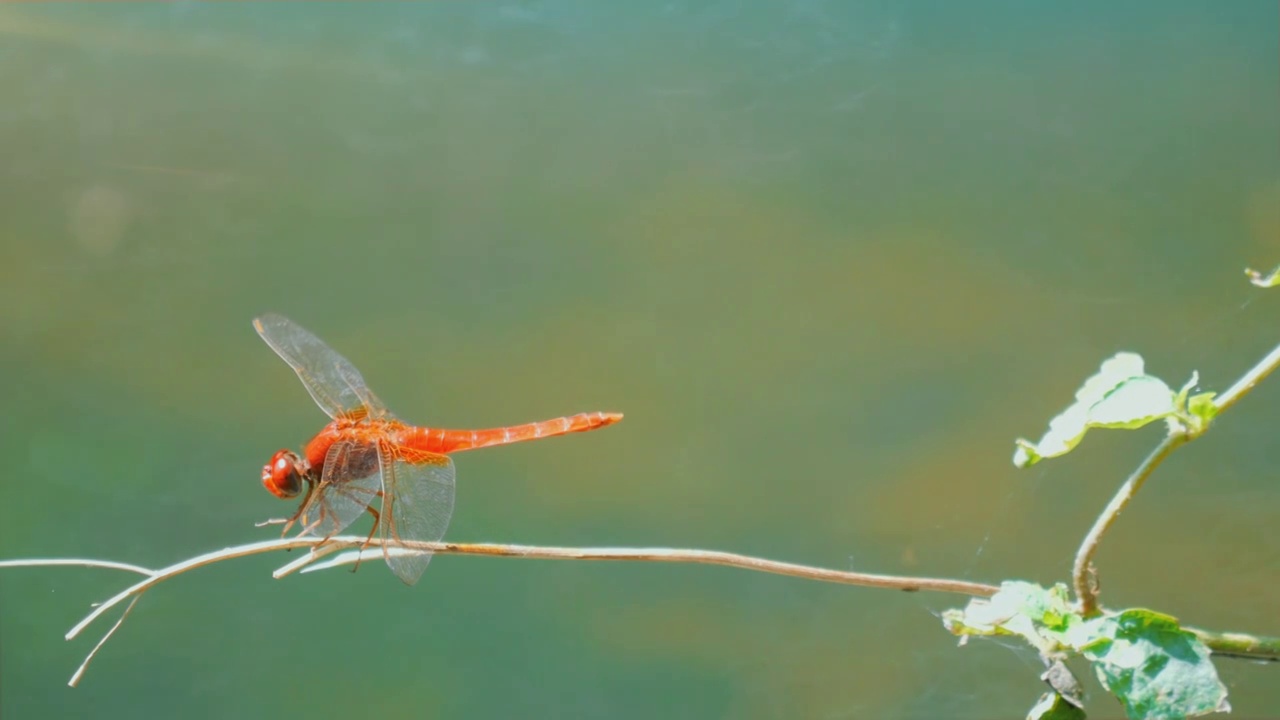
xmin=399 ymin=412 xmax=623 ymax=455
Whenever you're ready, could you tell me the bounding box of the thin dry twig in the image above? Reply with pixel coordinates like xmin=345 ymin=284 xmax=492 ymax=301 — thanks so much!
xmin=67 ymin=537 xmax=1002 ymax=641
xmin=1071 ymin=340 xmax=1280 ymax=616
xmin=34 ymin=535 xmax=997 ymax=686
xmin=68 ymin=595 xmax=141 ymax=687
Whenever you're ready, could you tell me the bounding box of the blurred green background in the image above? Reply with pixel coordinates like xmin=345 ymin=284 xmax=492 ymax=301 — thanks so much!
xmin=2 ymin=2 xmax=1277 ymax=718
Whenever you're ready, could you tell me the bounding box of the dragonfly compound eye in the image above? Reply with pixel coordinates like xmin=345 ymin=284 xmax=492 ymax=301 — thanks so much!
xmin=262 ymin=450 xmax=304 ymax=499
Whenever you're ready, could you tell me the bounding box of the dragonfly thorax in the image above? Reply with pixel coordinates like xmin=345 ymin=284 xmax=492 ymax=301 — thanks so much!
xmin=262 ymin=449 xmax=308 ymax=499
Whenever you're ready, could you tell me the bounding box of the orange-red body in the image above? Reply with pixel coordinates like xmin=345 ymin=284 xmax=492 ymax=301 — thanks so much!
xmin=300 ymin=411 xmax=623 ymax=472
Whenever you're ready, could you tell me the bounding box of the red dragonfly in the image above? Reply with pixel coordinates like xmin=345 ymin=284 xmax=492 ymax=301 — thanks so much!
xmin=254 ymin=313 xmax=622 ymax=585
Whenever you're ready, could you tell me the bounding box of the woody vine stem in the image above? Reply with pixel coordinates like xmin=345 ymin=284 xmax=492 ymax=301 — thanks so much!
xmin=1071 ymin=340 xmax=1280 ymax=617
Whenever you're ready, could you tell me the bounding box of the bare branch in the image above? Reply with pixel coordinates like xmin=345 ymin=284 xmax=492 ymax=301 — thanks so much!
xmin=36 ymin=535 xmax=997 ymax=685
xmin=0 ymin=558 xmax=153 ymax=576
xmin=314 ymin=540 xmax=1003 ymax=596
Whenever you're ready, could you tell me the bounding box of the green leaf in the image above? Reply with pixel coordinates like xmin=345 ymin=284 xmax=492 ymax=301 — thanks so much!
xmin=1087 ymin=376 xmax=1176 ymax=428
xmin=944 ymin=588 xmax=1231 ymax=718
xmin=948 ymin=585 xmax=1088 ymax=718
xmin=1069 ymin=609 xmax=1229 ymax=719
xmin=944 ymin=582 xmax=1077 ymax=654
xmin=1172 ymin=373 xmax=1219 ymax=436
xmin=1014 ymin=353 xmax=1178 ymax=468
xmin=1245 ymin=264 xmax=1280 ymax=288
xmin=1184 ymin=392 xmax=1218 ymax=432
xmin=1028 ymin=692 xmax=1088 ymax=720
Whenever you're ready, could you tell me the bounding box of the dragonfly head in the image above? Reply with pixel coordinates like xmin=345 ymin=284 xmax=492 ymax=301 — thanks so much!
xmin=262 ymin=449 xmax=307 ymax=499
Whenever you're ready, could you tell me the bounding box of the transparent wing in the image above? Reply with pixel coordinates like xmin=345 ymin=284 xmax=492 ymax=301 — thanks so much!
xmin=377 ymin=443 xmax=456 ymax=586
xmin=303 ymin=440 xmax=383 ymax=538
xmin=253 ymin=313 xmax=388 ymax=420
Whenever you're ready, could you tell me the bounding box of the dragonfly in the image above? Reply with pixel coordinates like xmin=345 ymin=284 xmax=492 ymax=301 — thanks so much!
xmin=253 ymin=313 xmax=623 ymax=585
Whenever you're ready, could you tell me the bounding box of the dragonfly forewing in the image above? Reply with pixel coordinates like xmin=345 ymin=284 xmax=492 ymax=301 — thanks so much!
xmin=254 ymin=314 xmax=389 ymax=420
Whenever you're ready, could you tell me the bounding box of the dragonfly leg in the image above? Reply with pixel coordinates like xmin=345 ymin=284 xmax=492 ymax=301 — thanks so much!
xmin=298 ymin=511 xmax=325 ymax=538
xmin=276 ymin=480 xmax=320 ymax=539
xmin=349 ymin=504 xmax=381 ymax=574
